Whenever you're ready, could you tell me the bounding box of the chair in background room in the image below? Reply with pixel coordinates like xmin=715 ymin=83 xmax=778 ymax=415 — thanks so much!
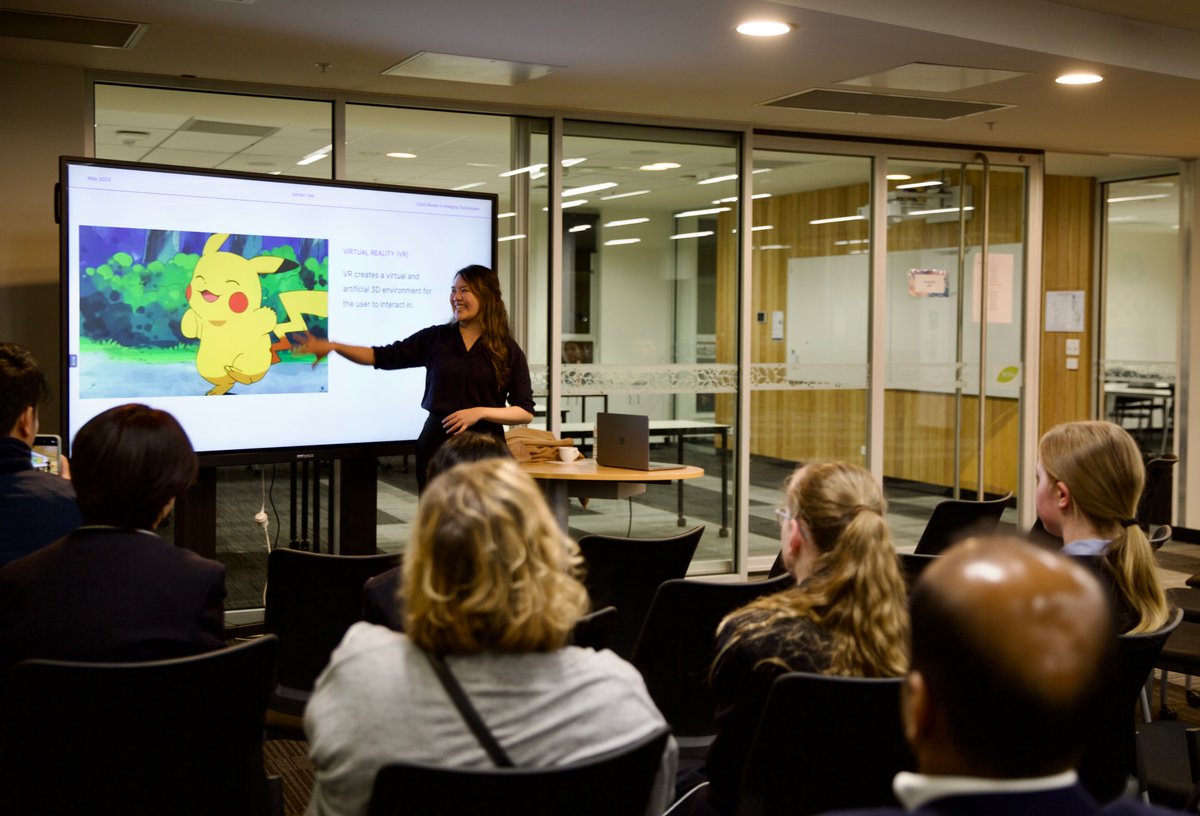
xmin=1079 ymin=607 xmax=1182 ymax=804
xmin=367 ymin=726 xmax=670 ymax=816
xmin=577 ymin=525 xmax=703 ymax=659
xmin=912 ymin=492 xmax=1011 ymax=555
xmin=263 ymin=548 xmax=400 ymax=735
xmin=0 ymin=636 xmax=281 ymax=816
xmin=738 ymin=672 xmax=913 ymax=816
xmin=630 ymin=573 xmax=794 ymax=753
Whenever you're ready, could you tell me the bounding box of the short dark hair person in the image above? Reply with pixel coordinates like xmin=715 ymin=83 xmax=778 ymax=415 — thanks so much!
xmin=425 ymin=429 xmax=509 ymax=484
xmin=71 ymin=404 xmax=198 ymax=530
xmin=0 ymin=343 xmax=49 ymax=433
xmin=906 ymin=536 xmax=1113 ymax=778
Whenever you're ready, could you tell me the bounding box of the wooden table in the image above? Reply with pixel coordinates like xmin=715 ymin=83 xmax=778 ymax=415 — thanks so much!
xmin=519 ymin=459 xmax=704 ymax=532
xmin=529 ymin=419 xmax=731 ymax=536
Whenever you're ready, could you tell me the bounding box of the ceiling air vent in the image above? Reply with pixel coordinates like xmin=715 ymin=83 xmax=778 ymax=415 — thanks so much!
xmin=178 ymin=119 xmax=281 ymax=139
xmin=762 ymin=89 xmax=1010 ymax=121
xmin=0 ymin=8 xmax=148 ymax=49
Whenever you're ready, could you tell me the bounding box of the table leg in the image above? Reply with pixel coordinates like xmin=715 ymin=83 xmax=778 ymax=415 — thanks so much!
xmin=677 ymin=432 xmax=686 ymax=527
xmin=720 ymin=428 xmax=729 ymax=537
xmin=539 ymin=480 xmax=570 ymax=533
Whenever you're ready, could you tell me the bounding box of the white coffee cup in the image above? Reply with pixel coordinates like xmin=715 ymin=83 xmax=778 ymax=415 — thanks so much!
xmin=558 ymin=446 xmax=582 ymax=462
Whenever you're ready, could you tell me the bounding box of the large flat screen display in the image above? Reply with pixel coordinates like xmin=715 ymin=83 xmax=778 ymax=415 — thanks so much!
xmin=60 ymin=157 xmax=496 ymax=464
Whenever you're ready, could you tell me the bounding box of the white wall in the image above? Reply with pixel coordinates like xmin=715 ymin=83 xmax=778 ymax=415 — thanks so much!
xmin=1105 ymin=228 xmax=1179 ymax=363
xmin=0 ymin=62 xmax=88 ymax=433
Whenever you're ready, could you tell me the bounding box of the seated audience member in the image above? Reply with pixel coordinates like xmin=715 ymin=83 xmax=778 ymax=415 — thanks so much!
xmin=0 ymin=404 xmax=226 ymax=673
xmin=0 ymin=342 xmax=81 ymax=564
xmin=825 ymin=536 xmax=1177 ymax=816
xmin=694 ymin=461 xmax=909 ymax=815
xmin=361 ymin=430 xmax=509 ymax=630
xmin=1037 ymin=420 xmax=1169 ymax=633
xmin=305 ymin=458 xmax=677 ymax=816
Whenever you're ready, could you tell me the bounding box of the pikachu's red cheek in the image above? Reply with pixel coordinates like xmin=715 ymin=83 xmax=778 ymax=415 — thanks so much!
xmin=186 ymin=285 xmax=192 ymax=301
xmin=229 ymin=292 xmax=248 ymax=314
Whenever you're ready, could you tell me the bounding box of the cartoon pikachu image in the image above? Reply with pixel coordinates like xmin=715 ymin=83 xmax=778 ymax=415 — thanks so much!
xmin=181 ymin=233 xmax=327 ymax=395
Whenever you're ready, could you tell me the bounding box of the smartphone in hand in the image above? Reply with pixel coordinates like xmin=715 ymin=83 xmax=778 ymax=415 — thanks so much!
xmin=32 ymin=434 xmax=62 ymax=476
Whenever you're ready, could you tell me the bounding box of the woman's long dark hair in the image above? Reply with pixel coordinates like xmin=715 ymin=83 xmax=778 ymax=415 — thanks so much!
xmin=453 ymin=265 xmax=513 ymax=390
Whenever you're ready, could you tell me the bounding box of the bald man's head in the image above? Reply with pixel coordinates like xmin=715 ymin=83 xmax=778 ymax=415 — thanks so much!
xmin=906 ymin=536 xmax=1114 ymax=778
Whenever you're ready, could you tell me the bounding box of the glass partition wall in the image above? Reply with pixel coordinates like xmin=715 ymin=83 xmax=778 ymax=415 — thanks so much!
xmin=750 ymin=137 xmax=1036 ymax=561
xmin=94 ymin=80 xmax=1045 ymax=596
xmin=543 ymin=122 xmax=743 ymax=573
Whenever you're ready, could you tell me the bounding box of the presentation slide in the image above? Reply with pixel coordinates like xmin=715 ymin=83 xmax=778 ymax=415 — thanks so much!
xmin=61 ymin=158 xmax=495 ymax=461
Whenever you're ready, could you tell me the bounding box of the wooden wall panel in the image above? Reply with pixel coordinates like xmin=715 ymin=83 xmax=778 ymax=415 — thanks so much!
xmin=1040 ymin=175 xmax=1095 ymax=435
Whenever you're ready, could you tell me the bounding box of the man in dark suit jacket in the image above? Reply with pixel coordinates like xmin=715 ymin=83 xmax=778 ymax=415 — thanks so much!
xmin=0 ymin=404 xmax=225 ymax=673
xmin=824 ymin=537 xmax=1177 ymax=816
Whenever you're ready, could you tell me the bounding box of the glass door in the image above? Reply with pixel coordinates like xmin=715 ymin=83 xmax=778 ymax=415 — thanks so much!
xmin=883 ymin=158 xmax=1028 ymax=543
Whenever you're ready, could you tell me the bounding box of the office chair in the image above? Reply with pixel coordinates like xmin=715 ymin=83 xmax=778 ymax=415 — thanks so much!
xmin=631 ymin=573 xmax=794 ymax=751
xmin=913 ymin=492 xmax=1011 ymax=555
xmin=263 ymin=548 xmax=400 ymax=735
xmin=0 ymin=636 xmax=281 ymax=816
xmin=738 ymin=672 xmax=913 ymax=816
xmin=577 ymin=525 xmax=703 ymax=658
xmin=367 ymin=726 xmax=670 ymax=816
xmin=1079 ymin=607 xmax=1182 ymax=804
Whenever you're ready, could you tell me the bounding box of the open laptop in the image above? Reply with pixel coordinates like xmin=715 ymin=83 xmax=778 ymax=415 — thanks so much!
xmin=595 ymin=412 xmax=683 ymax=471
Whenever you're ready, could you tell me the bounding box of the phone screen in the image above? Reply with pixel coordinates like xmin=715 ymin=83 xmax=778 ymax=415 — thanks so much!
xmin=32 ymin=434 xmax=61 ymax=476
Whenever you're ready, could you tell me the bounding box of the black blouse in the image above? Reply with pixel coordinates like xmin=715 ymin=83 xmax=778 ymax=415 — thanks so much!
xmin=372 ymin=323 xmax=534 ymax=416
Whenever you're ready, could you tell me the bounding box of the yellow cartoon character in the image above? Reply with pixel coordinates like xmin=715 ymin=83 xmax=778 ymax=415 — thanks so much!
xmin=181 ymin=233 xmax=328 ymax=395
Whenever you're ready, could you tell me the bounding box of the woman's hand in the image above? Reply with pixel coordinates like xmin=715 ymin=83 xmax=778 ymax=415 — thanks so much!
xmin=295 ymin=334 xmax=333 ymax=368
xmin=443 ymin=407 xmax=487 ymax=435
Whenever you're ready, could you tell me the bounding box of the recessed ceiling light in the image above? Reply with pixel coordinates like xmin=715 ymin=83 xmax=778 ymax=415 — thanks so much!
xmin=602 ymin=190 xmax=650 ymax=200
xmin=561 ymin=158 xmax=587 ymax=167
xmin=500 ymin=163 xmax=547 ymax=178
xmin=640 ymin=162 xmax=681 ymax=171
xmin=809 ymin=214 xmax=866 ymax=225
xmin=698 ymin=174 xmax=738 ymax=186
xmin=671 ymin=231 xmax=715 ymax=240
xmin=568 ymin=224 xmax=592 ymax=233
xmin=676 ymin=207 xmax=731 ymax=218
xmin=564 ymin=182 xmax=617 ymax=197
xmin=1056 ymin=73 xmax=1103 ymax=85
xmin=895 ymin=180 xmax=943 ymax=190
xmin=498 ymin=234 xmax=526 ymax=242
xmin=886 ymin=174 xmax=912 ymax=181
xmin=498 ymin=212 xmax=517 ymax=219
xmin=386 ymin=152 xmax=417 ymax=159
xmin=736 ymin=20 xmax=794 ymax=37
xmin=605 ymin=218 xmax=650 ymax=228
xmin=605 ymin=238 xmax=641 ymax=246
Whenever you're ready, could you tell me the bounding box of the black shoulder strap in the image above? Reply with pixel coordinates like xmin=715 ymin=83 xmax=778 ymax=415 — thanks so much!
xmin=422 ymin=650 xmax=514 ymax=768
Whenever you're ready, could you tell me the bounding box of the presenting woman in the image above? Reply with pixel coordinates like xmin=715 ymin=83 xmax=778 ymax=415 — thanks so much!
xmin=296 ymin=264 xmax=534 ymax=491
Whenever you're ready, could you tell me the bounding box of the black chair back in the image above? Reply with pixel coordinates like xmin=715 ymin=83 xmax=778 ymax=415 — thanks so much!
xmin=897 ymin=552 xmax=938 ymax=589
xmin=264 ymin=548 xmax=400 ymax=693
xmin=1079 ymin=607 xmax=1183 ymax=803
xmin=913 ymin=493 xmax=1011 ymax=555
xmin=1138 ymin=455 xmax=1178 ymax=529
xmin=0 ymin=636 xmax=278 ymax=816
xmin=738 ymin=672 xmax=913 ymax=816
xmin=571 ymin=606 xmax=619 ymax=651
xmin=631 ymin=574 xmax=793 ymax=738
xmin=367 ymin=725 xmax=670 ymax=816
xmin=578 ymin=525 xmax=703 ymax=658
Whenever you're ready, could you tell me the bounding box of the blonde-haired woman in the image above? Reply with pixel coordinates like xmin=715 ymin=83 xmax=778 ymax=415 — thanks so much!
xmin=1037 ymin=420 xmax=1169 ymax=634
xmin=304 ymin=458 xmax=676 ymax=816
xmin=698 ymin=461 xmax=909 ymax=816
